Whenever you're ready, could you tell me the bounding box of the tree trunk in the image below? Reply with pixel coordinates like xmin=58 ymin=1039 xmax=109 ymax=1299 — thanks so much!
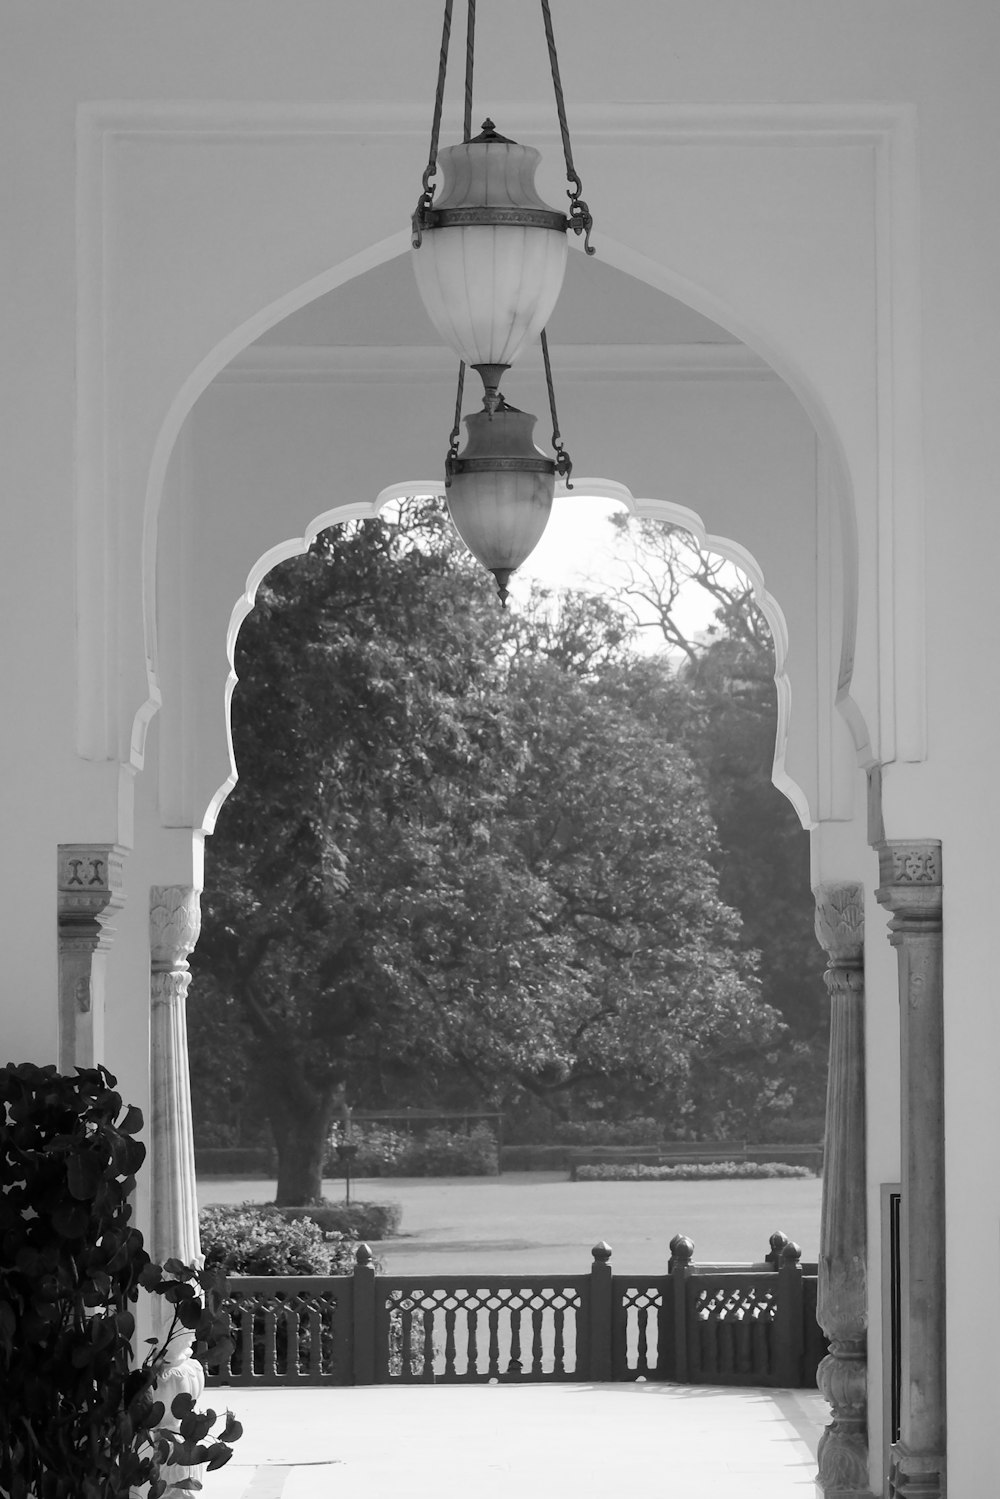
xmin=267 ymin=1085 xmax=339 ymax=1205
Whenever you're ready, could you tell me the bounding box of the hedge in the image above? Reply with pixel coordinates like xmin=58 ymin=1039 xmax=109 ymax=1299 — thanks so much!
xmin=198 ymin=1203 xmax=359 ymax=1275
xmin=196 ymin=1146 xmax=275 ymax=1176
xmin=574 ymin=1161 xmax=814 ymax=1182
xmin=499 ymin=1144 xmax=572 ymax=1171
xmin=275 ymin=1200 xmax=401 ymax=1241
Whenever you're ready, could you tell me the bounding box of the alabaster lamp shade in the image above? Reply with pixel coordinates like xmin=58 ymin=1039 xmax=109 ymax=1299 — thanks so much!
xmin=413 ymin=123 xmax=568 ymax=376
xmin=446 ymin=404 xmax=556 ymax=604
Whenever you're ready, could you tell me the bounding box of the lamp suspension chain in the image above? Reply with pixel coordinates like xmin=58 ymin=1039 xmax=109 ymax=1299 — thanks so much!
xmin=413 ymin=0 xmax=454 ymax=248
xmin=463 ymin=0 xmax=476 ymax=143
xmin=447 ymin=361 xmax=467 ymax=471
xmin=540 ymin=0 xmax=595 ymax=254
xmin=540 ymin=329 xmax=573 ymax=488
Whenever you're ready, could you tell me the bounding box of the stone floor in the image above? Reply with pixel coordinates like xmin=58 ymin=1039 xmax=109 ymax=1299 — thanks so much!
xmin=200 ymin=1382 xmax=828 ymax=1498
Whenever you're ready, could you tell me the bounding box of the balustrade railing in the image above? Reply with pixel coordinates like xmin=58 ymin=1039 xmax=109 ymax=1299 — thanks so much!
xmin=205 ymin=1231 xmax=825 ymax=1389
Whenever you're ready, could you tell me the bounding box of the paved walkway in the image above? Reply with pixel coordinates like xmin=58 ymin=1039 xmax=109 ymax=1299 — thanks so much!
xmin=200 ymin=1383 xmax=827 ymax=1499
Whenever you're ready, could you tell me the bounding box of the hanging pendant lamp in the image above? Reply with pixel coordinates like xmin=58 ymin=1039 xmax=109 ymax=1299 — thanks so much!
xmin=411 ymin=0 xmax=594 ymax=601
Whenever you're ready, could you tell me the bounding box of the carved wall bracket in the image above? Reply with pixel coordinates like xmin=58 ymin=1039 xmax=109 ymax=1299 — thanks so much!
xmin=56 ymin=844 xmax=127 ymax=1069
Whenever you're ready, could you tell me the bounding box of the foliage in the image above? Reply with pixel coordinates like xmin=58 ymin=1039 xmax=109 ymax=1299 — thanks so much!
xmin=552 ymin=1118 xmax=663 ymax=1146
xmin=324 ymin=1124 xmax=412 ymax=1176
xmin=498 ymin=1144 xmax=572 ymax=1171
xmin=574 ymin=1161 xmax=814 ymax=1181
xmin=0 ymin=1062 xmax=241 ymax=1499
xmin=398 ymin=1123 xmax=499 ymax=1176
xmin=198 ymin=1204 xmax=356 ymax=1277
xmin=277 ymin=1201 xmax=401 ymax=1241
xmin=191 ymin=500 xmax=782 ymax=1200
xmin=195 ymin=1147 xmax=276 ymax=1176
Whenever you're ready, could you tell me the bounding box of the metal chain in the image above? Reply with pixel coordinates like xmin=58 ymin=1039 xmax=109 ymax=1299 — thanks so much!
xmin=464 ymin=0 xmax=476 ymax=142
xmin=540 ymin=329 xmax=573 ymax=488
xmin=446 ymin=361 xmax=467 ymax=476
xmin=412 ymin=0 xmax=455 ymax=248
xmin=540 ymin=0 xmax=595 ymax=254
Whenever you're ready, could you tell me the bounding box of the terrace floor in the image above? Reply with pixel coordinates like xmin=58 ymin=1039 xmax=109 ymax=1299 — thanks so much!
xmin=201 ymin=1382 xmax=828 ymax=1499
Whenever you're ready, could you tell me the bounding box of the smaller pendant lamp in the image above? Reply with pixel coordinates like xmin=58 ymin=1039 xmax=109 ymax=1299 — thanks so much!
xmin=446 ymin=397 xmax=556 ymax=607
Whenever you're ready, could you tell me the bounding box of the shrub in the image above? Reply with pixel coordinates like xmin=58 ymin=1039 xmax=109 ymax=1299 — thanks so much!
xmin=1 ymin=1062 xmax=241 ymax=1499
xmin=276 ymin=1200 xmax=401 ymax=1241
xmin=400 ymin=1123 xmax=499 ymax=1176
xmin=574 ymin=1160 xmax=814 ymax=1182
xmin=196 ymin=1147 xmax=276 ymax=1177
xmin=324 ymin=1124 xmax=412 ymax=1177
xmin=198 ymin=1204 xmax=357 ymax=1276
xmin=499 ymin=1144 xmax=572 ymax=1171
xmin=553 ymin=1118 xmax=663 ymax=1146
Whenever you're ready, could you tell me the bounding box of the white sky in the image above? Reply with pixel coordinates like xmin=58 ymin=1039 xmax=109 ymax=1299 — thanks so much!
xmin=508 ymin=492 xmax=739 ymax=652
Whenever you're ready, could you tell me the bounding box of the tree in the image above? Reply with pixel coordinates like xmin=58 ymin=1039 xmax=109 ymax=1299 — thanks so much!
xmin=191 ymin=501 xmax=783 ymax=1200
xmin=605 ymin=518 xmax=829 ymax=1128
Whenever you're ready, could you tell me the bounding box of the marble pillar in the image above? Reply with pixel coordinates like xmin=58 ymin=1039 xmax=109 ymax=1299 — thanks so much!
xmin=149 ymin=885 xmax=205 ymax=1496
xmin=56 ymin=844 xmax=126 ymax=1070
xmin=813 ymin=882 xmax=870 ymax=1498
xmin=876 ymin=841 xmax=945 ymax=1499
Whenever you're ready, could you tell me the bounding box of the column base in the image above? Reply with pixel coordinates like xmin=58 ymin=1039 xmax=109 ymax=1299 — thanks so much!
xmin=888 ymin=1443 xmax=945 ymax=1498
xmin=816 ymin=1420 xmax=873 ymax=1498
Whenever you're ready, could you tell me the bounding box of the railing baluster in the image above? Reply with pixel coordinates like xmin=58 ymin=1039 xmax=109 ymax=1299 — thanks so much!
xmin=508 ymin=1307 xmax=522 ymax=1375
xmin=401 ymin=1308 xmax=414 ymax=1381
xmin=553 ymin=1308 xmax=565 ymax=1375
xmin=444 ymin=1308 xmax=457 ymax=1377
xmin=308 ymin=1302 xmax=323 ymax=1379
xmin=488 ymin=1308 xmax=500 ymax=1377
xmin=532 ymin=1306 xmax=544 ymax=1374
xmin=467 ymin=1307 xmax=478 ymax=1377
xmin=422 ymin=1309 xmax=435 ymax=1380
xmin=637 ymin=1305 xmax=649 ymax=1376
xmin=262 ymin=1301 xmax=277 ymax=1380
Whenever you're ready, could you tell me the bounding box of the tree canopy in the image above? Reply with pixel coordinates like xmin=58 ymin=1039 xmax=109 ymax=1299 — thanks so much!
xmin=190 ymin=501 xmax=798 ymax=1202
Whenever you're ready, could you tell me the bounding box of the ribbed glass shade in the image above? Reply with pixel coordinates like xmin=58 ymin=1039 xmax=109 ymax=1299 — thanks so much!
xmin=413 ymin=128 xmax=568 ymax=370
xmin=446 ymin=405 xmax=555 ymax=602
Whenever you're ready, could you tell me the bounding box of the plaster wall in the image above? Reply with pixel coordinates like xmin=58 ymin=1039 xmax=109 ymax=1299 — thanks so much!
xmin=2 ymin=4 xmax=1000 ymax=1490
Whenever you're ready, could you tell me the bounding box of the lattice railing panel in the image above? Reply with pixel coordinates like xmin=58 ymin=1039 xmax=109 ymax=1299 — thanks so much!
xmin=615 ymin=1283 xmax=666 ymax=1379
xmin=688 ymin=1277 xmax=776 ymax=1383
xmin=205 ymin=1276 xmax=350 ymax=1386
xmin=378 ymin=1279 xmax=588 ymax=1383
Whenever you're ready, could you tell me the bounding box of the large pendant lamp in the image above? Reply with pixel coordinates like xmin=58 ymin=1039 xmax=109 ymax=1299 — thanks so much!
xmin=411 ymin=0 xmax=594 ymax=603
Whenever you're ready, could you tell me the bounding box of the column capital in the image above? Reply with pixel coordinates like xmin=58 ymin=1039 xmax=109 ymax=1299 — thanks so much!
xmin=57 ymin=843 xmax=127 ymax=938
xmin=814 ymin=881 xmax=865 ymax=966
xmin=876 ymin=840 xmax=942 ymax=925
xmin=150 ymin=885 xmax=201 ymax=971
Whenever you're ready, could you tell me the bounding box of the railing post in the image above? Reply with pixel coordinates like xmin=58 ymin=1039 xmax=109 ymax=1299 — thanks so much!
xmin=588 ymin=1241 xmax=613 ymax=1380
xmin=669 ymin=1234 xmax=694 ymax=1382
xmin=352 ymin=1244 xmax=376 ymax=1384
xmin=774 ymin=1240 xmax=804 ymax=1386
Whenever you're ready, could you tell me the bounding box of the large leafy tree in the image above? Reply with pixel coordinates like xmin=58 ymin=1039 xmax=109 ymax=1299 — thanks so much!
xmin=191 ymin=502 xmax=781 ymax=1201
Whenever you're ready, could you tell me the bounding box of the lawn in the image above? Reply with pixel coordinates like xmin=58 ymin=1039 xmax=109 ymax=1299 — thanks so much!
xmin=196 ymin=1170 xmax=821 ymax=1274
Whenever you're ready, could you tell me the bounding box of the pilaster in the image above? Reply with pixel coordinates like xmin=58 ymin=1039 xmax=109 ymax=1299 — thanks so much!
xmin=56 ymin=844 xmax=126 ymax=1070
xmin=813 ymin=881 xmax=871 ymax=1498
xmin=876 ymin=841 xmax=945 ymax=1499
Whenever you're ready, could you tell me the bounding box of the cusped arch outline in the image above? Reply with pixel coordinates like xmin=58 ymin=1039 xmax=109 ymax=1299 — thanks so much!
xmin=202 ymin=476 xmax=810 ymax=837
xmin=143 ymin=233 xmax=870 ymax=836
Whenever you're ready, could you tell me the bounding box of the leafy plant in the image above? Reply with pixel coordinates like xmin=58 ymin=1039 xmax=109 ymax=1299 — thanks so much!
xmin=574 ymin=1160 xmax=813 ymax=1181
xmin=399 ymin=1124 xmax=499 ymax=1176
xmin=0 ymin=1062 xmax=241 ymax=1499
xmin=199 ymin=1203 xmax=358 ymax=1276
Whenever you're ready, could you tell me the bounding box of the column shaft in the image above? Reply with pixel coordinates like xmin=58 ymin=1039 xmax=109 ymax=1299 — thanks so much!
xmin=149 ymin=885 xmax=202 ymax=1269
xmin=814 ymin=882 xmax=870 ymax=1499
xmin=876 ymin=841 xmax=945 ymax=1499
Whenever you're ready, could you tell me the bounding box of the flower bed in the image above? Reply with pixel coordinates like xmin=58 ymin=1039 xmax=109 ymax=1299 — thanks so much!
xmin=574 ymin=1160 xmax=813 ymax=1182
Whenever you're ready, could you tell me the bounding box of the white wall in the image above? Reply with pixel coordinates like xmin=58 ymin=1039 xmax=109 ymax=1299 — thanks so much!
xmin=3 ymin=4 xmax=1000 ymax=1489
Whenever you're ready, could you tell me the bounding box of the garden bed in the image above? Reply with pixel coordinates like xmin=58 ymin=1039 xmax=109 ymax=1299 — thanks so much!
xmin=574 ymin=1161 xmax=814 ymax=1182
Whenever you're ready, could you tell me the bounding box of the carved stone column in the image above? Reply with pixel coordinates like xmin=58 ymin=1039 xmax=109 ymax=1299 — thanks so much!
xmin=57 ymin=844 xmax=126 ymax=1070
xmin=876 ymin=841 xmax=945 ymax=1499
xmin=149 ymin=886 xmax=205 ymax=1496
xmin=814 ymin=882 xmax=870 ymax=1498
xmin=149 ymin=885 xmax=202 ymax=1271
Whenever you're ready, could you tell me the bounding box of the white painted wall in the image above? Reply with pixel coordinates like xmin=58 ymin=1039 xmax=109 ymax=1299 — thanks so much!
xmin=3 ymin=3 xmax=999 ymax=1490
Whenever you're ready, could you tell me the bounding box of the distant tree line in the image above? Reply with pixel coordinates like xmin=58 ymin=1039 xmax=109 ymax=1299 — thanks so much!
xmin=188 ymin=500 xmax=827 ymax=1204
